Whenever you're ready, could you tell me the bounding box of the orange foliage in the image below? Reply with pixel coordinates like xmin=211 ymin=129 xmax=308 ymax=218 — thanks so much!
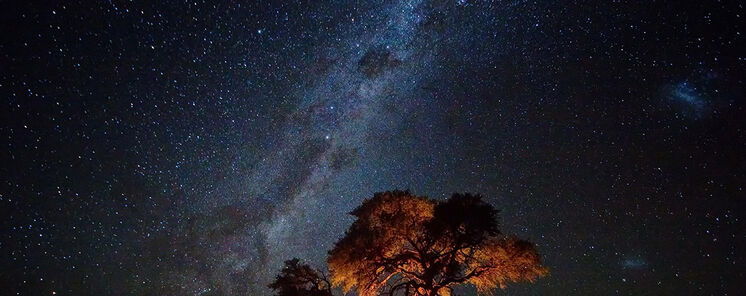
xmin=327 ymin=191 xmax=547 ymax=296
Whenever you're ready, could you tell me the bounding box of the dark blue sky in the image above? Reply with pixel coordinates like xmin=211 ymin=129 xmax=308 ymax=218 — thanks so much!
xmin=1 ymin=0 xmax=744 ymax=295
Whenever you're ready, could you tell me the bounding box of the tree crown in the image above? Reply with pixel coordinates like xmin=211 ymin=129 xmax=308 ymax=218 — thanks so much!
xmin=327 ymin=190 xmax=547 ymax=296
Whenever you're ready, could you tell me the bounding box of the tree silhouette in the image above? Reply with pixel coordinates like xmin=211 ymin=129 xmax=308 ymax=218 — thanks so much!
xmin=326 ymin=190 xmax=547 ymax=296
xmin=268 ymin=258 xmax=333 ymax=296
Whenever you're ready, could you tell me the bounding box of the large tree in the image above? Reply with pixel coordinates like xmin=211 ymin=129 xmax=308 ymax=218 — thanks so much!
xmin=327 ymin=190 xmax=547 ymax=296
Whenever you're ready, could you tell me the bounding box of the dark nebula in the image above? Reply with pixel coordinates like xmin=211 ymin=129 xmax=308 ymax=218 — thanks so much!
xmin=358 ymin=47 xmax=402 ymax=78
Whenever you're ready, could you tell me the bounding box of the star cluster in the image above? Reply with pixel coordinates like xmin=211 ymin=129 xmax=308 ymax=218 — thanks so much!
xmin=1 ymin=0 xmax=745 ymax=295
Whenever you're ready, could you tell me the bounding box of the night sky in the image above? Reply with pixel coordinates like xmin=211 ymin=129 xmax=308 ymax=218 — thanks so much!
xmin=1 ymin=0 xmax=745 ymax=295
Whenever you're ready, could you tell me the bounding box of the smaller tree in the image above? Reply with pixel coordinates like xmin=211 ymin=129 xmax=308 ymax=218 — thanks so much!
xmin=268 ymin=258 xmax=333 ymax=296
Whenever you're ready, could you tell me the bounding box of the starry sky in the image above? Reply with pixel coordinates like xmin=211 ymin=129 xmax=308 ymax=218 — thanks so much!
xmin=1 ymin=0 xmax=745 ymax=295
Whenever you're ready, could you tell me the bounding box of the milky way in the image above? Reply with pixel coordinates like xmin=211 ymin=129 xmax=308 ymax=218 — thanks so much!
xmin=2 ymin=0 xmax=745 ymax=295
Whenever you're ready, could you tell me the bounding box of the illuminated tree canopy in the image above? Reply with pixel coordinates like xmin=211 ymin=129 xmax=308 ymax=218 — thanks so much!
xmin=326 ymin=190 xmax=548 ymax=296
